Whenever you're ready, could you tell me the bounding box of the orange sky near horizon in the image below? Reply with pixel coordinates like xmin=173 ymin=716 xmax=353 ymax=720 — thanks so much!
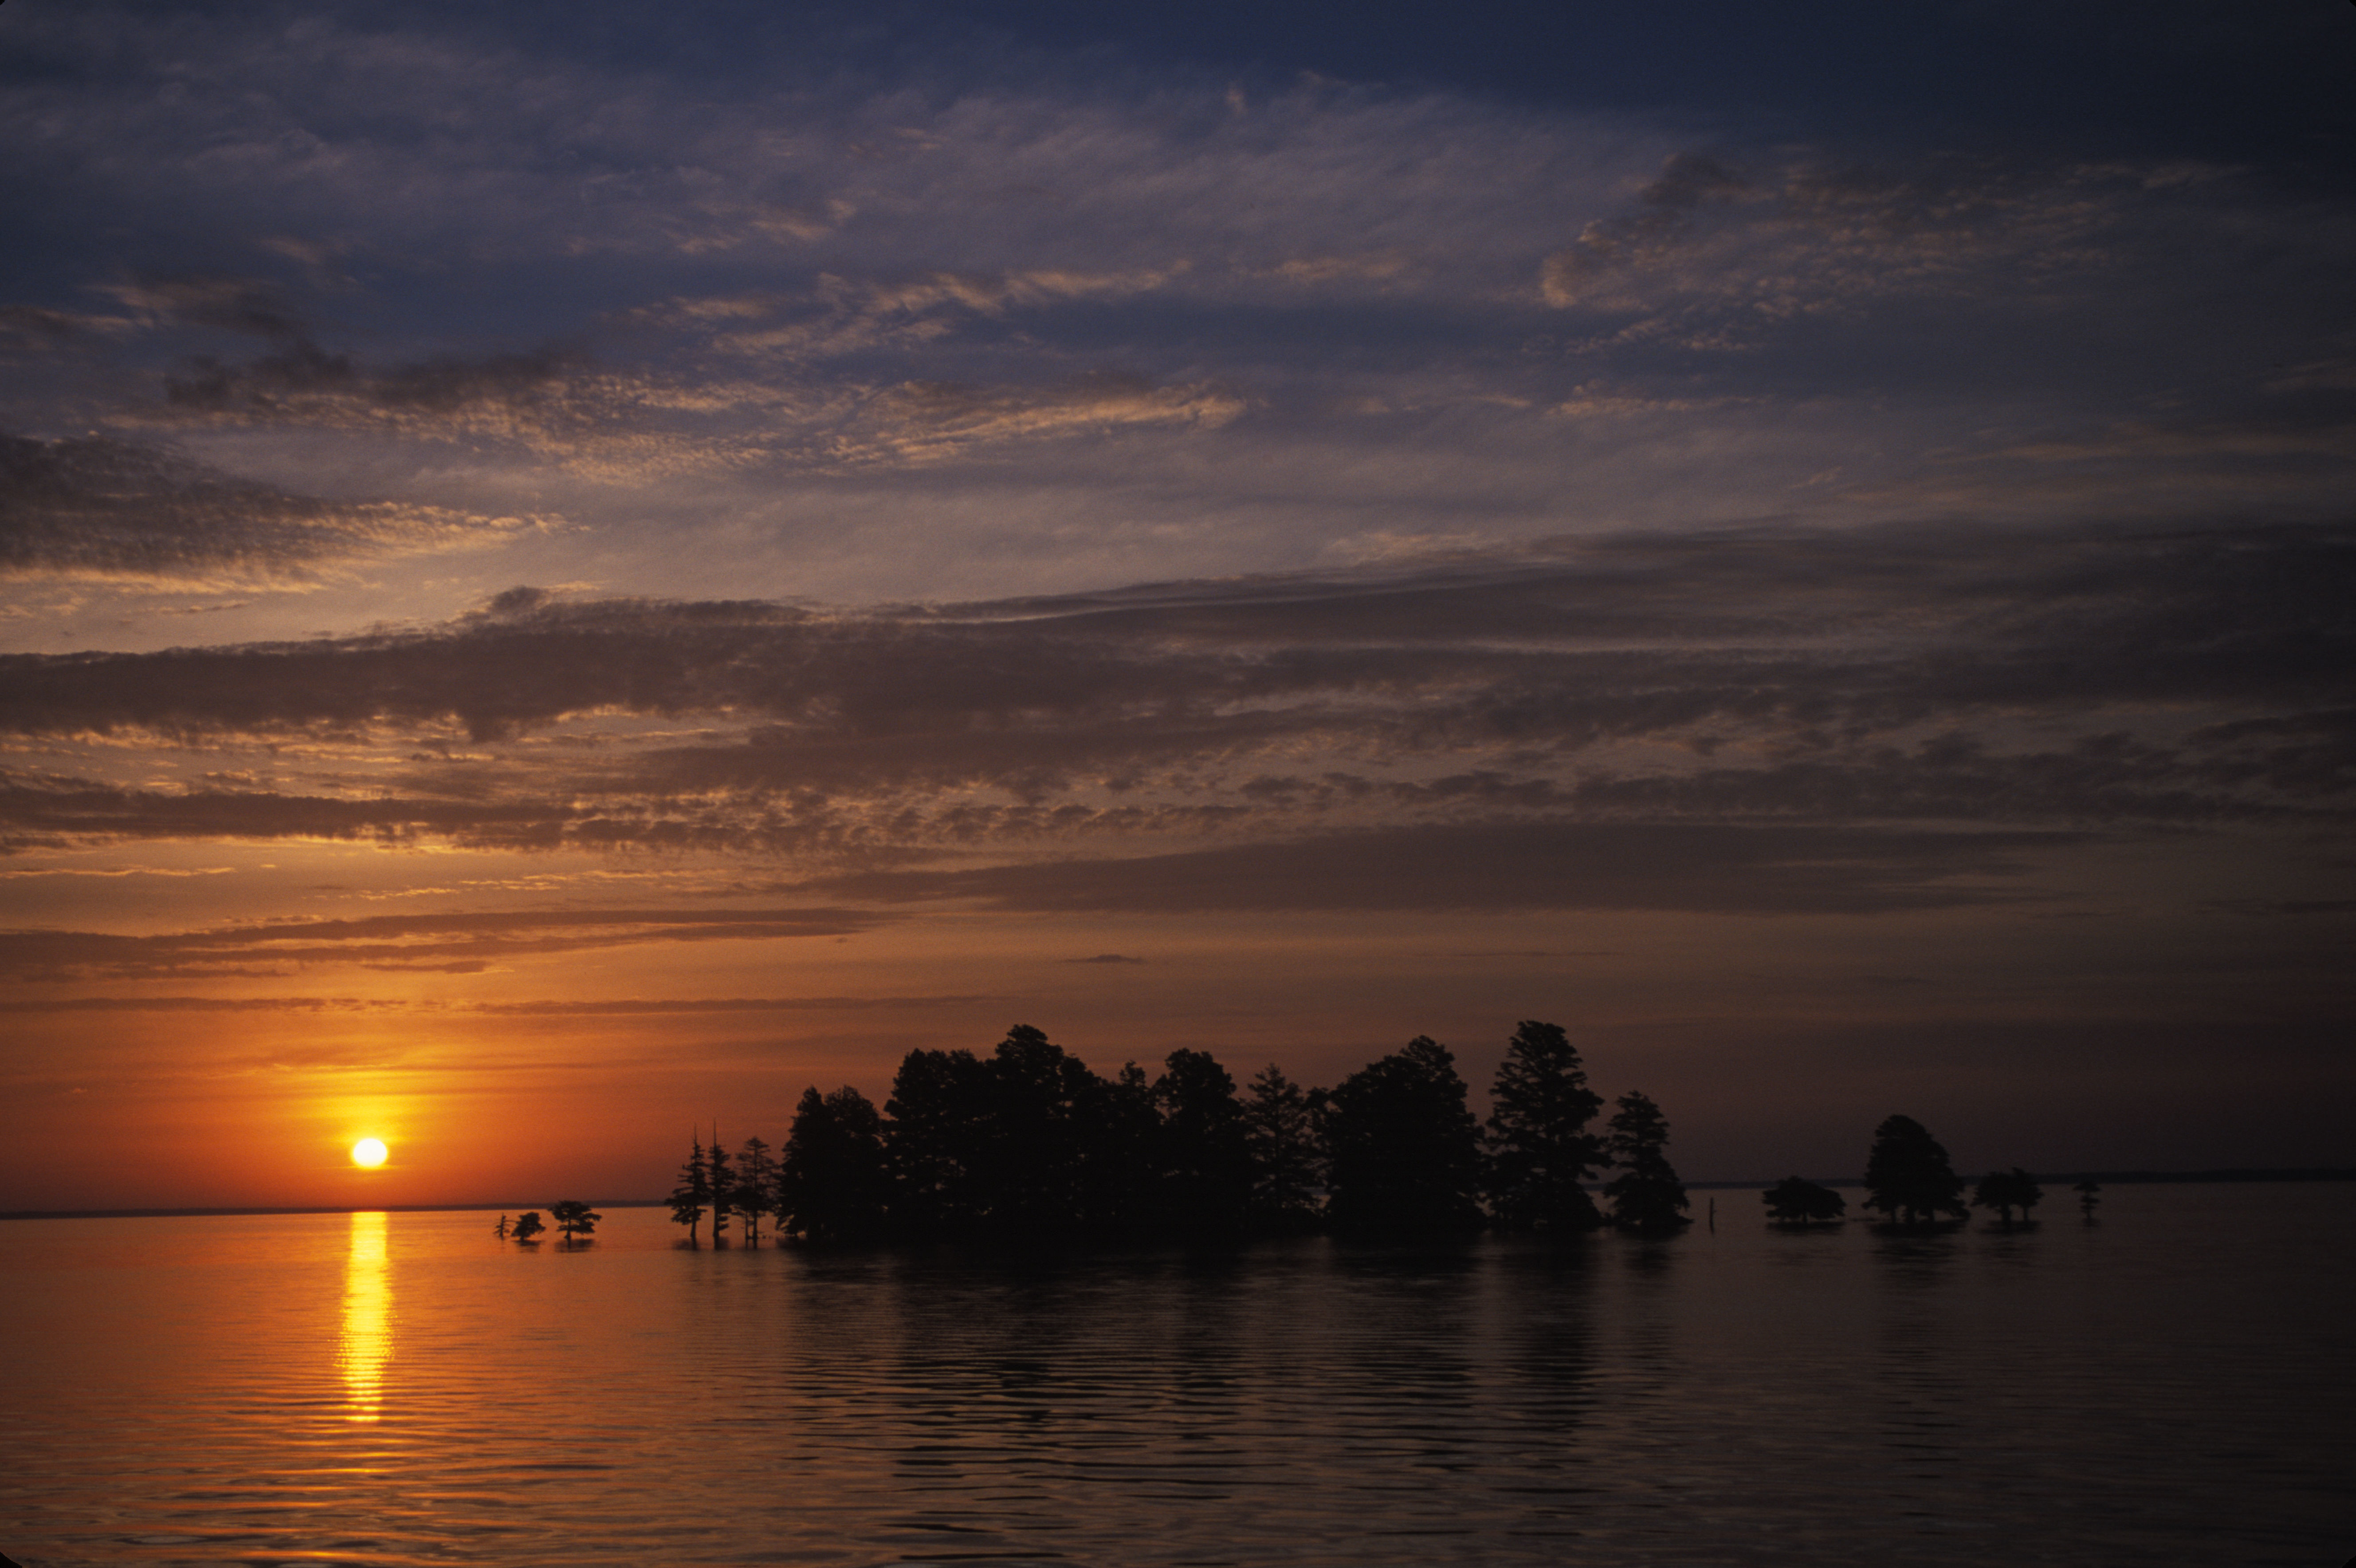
xmin=4 ymin=821 xmax=2344 ymax=1211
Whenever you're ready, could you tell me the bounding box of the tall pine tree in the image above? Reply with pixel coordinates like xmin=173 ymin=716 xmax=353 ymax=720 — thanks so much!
xmin=707 ymin=1130 xmax=735 ymax=1246
xmin=777 ymin=1086 xmax=891 ymax=1244
xmin=1153 ymin=1048 xmax=1253 ymax=1237
xmin=736 ymin=1136 xmax=776 ymax=1246
xmin=1242 ymin=1064 xmax=1322 ymax=1233
xmin=1603 ymin=1091 xmax=1690 ymax=1234
xmin=1484 ymin=1020 xmax=1606 ymax=1233
xmin=1322 ymin=1037 xmax=1484 ymax=1238
xmin=668 ymin=1136 xmax=710 ymax=1246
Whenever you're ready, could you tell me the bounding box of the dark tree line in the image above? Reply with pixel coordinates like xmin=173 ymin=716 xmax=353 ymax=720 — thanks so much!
xmin=668 ymin=1020 xmax=1691 ymax=1246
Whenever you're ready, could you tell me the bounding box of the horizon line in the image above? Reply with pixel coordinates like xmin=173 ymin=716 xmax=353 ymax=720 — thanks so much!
xmin=9 ymin=1168 xmax=2355 ymax=1222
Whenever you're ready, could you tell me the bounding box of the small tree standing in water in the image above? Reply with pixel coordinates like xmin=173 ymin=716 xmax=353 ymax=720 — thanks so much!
xmin=1761 ymin=1176 xmax=1846 ymax=1224
xmin=2074 ymin=1179 xmax=2102 ymax=1220
xmin=1603 ymin=1091 xmax=1691 ymax=1234
xmin=511 ymin=1211 xmax=546 ymax=1243
xmin=736 ymin=1136 xmax=777 ymax=1246
xmin=707 ymin=1132 xmax=735 ymax=1246
xmin=492 ymin=1214 xmax=510 ymax=1240
xmin=1861 ymin=1115 xmax=1967 ymax=1225
xmin=668 ymin=1136 xmax=711 ymax=1246
xmin=1971 ymin=1167 xmax=2042 ymax=1224
xmin=550 ymin=1200 xmax=601 ymax=1245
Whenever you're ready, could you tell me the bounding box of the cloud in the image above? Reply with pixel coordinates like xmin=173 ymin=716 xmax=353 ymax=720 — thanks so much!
xmin=829 ymin=372 xmax=1244 ymax=467
xmin=0 ymin=519 xmax=2345 ymax=878
xmin=0 ymin=3 xmax=2345 ymax=598
xmin=0 ymin=430 xmax=549 ymax=586
xmin=0 ymin=907 xmax=889 ymax=981
xmin=5 ymin=991 xmax=990 ymax=1013
xmin=812 ymin=820 xmax=2080 ymax=917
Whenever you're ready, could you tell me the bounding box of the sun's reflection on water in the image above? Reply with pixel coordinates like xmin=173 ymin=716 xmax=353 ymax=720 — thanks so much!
xmin=339 ymin=1210 xmax=391 ymax=1423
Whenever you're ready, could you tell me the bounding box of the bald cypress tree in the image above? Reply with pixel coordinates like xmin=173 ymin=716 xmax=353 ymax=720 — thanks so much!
xmin=1971 ymin=1166 xmax=2043 ymax=1224
xmin=978 ymin=1024 xmax=1103 ymax=1238
xmin=1484 ymin=1019 xmax=1606 ymax=1233
xmin=1242 ymin=1064 xmax=1323 ymax=1233
xmin=707 ymin=1133 xmax=734 ymax=1246
xmin=885 ymin=1046 xmax=992 ymax=1238
xmin=736 ymin=1136 xmax=776 ymax=1246
xmin=1322 ymin=1036 xmax=1484 ymax=1238
xmin=1154 ymin=1048 xmax=1252 ymax=1238
xmin=777 ymin=1086 xmax=890 ymax=1244
xmin=1861 ymin=1115 xmax=1967 ymax=1224
xmin=1602 ymin=1091 xmax=1690 ymax=1234
xmin=668 ymin=1136 xmax=710 ymax=1246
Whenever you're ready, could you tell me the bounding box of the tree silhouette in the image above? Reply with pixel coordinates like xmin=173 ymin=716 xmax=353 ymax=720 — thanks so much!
xmin=1088 ymin=1059 xmax=1164 ymax=1238
xmin=735 ymin=1136 xmax=776 ymax=1246
xmin=1603 ymin=1091 xmax=1691 ymax=1233
xmin=884 ymin=1046 xmax=993 ymax=1238
xmin=1861 ymin=1115 xmax=1967 ymax=1224
xmin=550 ymin=1199 xmax=601 ymax=1245
xmin=1242 ymin=1064 xmax=1323 ymax=1233
xmin=1971 ymin=1167 xmax=2043 ymax=1223
xmin=707 ymin=1133 xmax=735 ymax=1246
xmin=777 ymin=1086 xmax=891 ymax=1244
xmin=492 ymin=1214 xmax=510 ymax=1240
xmin=1322 ymin=1036 xmax=1484 ymax=1237
xmin=977 ymin=1024 xmax=1107 ymax=1238
xmin=1761 ymin=1175 xmax=1846 ymax=1224
xmin=2074 ymin=1178 xmax=2102 ymax=1219
xmin=1153 ymin=1048 xmax=1253 ymax=1238
xmin=668 ymin=1136 xmax=710 ymax=1246
xmin=1484 ymin=1020 xmax=1607 ymax=1233
xmin=511 ymin=1210 xmax=546 ymax=1243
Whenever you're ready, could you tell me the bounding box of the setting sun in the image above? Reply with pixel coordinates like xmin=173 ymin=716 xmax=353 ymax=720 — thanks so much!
xmin=350 ymin=1139 xmax=389 ymax=1169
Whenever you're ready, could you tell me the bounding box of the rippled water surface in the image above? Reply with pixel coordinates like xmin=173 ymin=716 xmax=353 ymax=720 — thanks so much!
xmin=4 ymin=1183 xmax=2352 ymax=1566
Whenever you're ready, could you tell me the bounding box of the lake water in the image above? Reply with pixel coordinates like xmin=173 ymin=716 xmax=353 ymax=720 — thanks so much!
xmin=3 ymin=1183 xmax=2350 ymax=1567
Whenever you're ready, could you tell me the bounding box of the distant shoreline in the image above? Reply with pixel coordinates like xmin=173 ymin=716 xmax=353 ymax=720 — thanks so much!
xmin=8 ymin=1170 xmax=2352 ymax=1222
xmin=0 ymin=1200 xmax=668 ymax=1222
xmin=1683 ymin=1167 xmax=2356 ymax=1190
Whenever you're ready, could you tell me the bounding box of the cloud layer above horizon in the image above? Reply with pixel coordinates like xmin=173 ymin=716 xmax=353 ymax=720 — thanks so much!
xmin=1 ymin=0 xmax=2351 ymax=1205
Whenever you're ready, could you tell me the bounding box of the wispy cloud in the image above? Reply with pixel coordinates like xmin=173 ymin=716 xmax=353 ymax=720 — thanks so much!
xmin=0 ymin=430 xmax=550 ymax=586
xmin=0 ymin=519 xmax=2344 ymax=917
xmin=0 ymin=908 xmax=888 ymax=981
xmin=8 ymin=991 xmax=987 ymax=1013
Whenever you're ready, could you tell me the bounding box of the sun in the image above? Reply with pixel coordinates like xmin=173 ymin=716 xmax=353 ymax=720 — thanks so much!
xmin=350 ymin=1138 xmax=389 ymax=1169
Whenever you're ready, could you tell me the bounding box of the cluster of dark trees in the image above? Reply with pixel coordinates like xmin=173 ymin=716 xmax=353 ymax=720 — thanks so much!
xmin=1761 ymin=1115 xmax=2101 ymax=1227
xmin=494 ymin=1201 xmax=601 ymax=1245
xmin=668 ymin=1021 xmax=1692 ymax=1246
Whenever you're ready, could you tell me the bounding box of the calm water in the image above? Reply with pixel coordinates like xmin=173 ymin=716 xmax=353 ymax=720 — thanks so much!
xmin=3 ymin=1184 xmax=2351 ymax=1567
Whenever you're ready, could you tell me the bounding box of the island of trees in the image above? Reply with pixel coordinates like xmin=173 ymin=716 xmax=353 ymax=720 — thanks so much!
xmin=635 ymin=1022 xmax=2078 ymax=1250
xmin=1774 ymin=1115 xmax=2079 ymax=1229
xmin=661 ymin=1020 xmax=1691 ymax=1247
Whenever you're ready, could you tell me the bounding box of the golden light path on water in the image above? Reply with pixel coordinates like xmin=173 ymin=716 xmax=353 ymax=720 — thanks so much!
xmin=339 ymin=1210 xmax=391 ymax=1423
